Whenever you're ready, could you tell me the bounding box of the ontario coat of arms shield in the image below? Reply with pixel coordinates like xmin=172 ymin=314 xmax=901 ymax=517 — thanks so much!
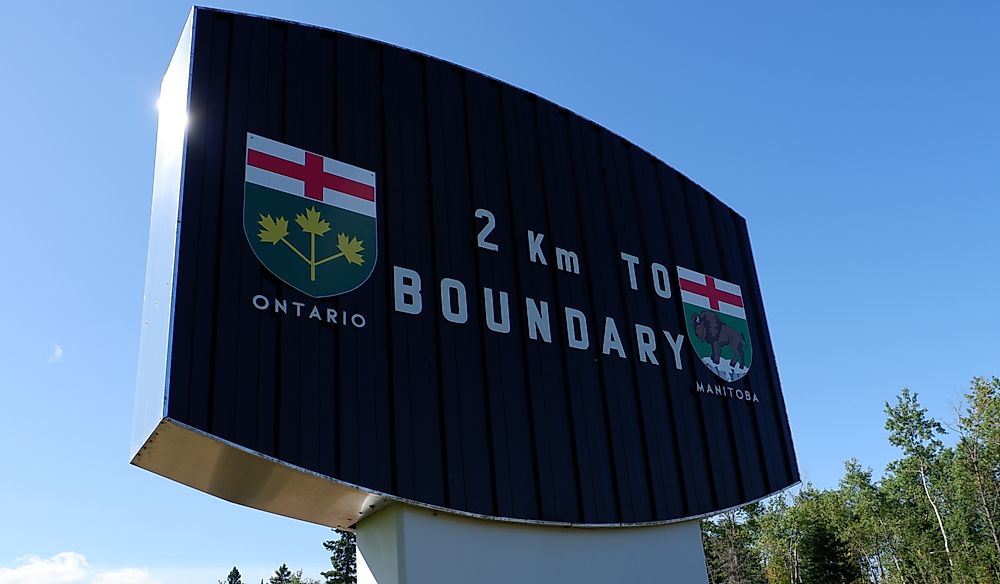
xmin=243 ymin=133 xmax=377 ymax=298
xmin=677 ymin=266 xmax=753 ymax=382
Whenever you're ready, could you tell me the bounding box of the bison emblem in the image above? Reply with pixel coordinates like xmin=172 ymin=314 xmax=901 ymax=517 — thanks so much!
xmin=678 ymin=266 xmax=753 ymax=382
xmin=691 ymin=311 xmax=747 ymax=370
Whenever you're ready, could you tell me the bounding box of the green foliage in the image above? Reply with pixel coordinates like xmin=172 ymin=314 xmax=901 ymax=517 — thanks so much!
xmin=795 ymin=500 xmax=857 ymax=584
xmin=885 ymin=388 xmax=944 ymax=461
xmin=269 ymin=564 xmax=294 ymax=584
xmin=702 ymin=376 xmax=1000 ymax=584
xmin=219 ymin=567 xmax=243 ymax=584
xmin=322 ymin=530 xmax=357 ymax=584
xmin=291 ymin=569 xmax=321 ymax=584
xmin=702 ymin=505 xmax=766 ymax=584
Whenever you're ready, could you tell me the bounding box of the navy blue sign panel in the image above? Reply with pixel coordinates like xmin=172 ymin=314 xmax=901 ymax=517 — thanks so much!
xmin=132 ymin=7 xmax=799 ymax=528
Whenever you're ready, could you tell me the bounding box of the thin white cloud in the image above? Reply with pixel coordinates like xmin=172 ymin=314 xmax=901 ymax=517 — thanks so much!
xmin=0 ymin=552 xmax=89 ymax=584
xmin=47 ymin=344 xmax=64 ymax=364
xmin=0 ymin=554 xmax=158 ymax=584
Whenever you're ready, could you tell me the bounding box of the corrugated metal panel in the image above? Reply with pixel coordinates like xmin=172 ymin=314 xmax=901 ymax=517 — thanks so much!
xmin=137 ymin=7 xmax=798 ymax=526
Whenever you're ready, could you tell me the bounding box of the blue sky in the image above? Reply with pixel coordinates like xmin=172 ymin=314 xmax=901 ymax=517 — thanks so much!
xmin=1 ymin=1 xmax=997 ymax=583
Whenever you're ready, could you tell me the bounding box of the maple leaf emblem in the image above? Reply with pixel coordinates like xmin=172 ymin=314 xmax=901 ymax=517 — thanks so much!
xmin=295 ymin=206 xmax=331 ymax=237
xmin=337 ymin=233 xmax=365 ymax=265
xmin=253 ymin=204 xmax=366 ymax=282
xmin=257 ymin=214 xmax=289 ymax=244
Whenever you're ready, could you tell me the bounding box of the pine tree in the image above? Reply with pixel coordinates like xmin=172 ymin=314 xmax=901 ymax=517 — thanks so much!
xmin=702 ymin=506 xmax=765 ymax=584
xmin=797 ymin=513 xmax=858 ymax=584
xmin=269 ymin=564 xmax=295 ymax=584
xmin=322 ymin=530 xmax=357 ymax=584
xmin=219 ymin=567 xmax=243 ymax=584
xmin=290 ymin=568 xmax=321 ymax=584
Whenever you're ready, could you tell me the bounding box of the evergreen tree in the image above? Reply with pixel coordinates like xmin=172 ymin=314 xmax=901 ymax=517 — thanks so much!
xmin=796 ymin=511 xmax=857 ymax=583
xmin=290 ymin=568 xmax=321 ymax=584
xmin=269 ymin=564 xmax=295 ymax=584
xmin=219 ymin=567 xmax=243 ymax=584
xmin=322 ymin=530 xmax=357 ymax=584
xmin=702 ymin=505 xmax=765 ymax=584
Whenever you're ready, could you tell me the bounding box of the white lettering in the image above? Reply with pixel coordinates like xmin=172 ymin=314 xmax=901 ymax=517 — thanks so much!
xmin=394 ymin=266 xmax=422 ymax=314
xmin=565 ymin=307 xmax=589 ymax=350
xmin=601 ymin=317 xmax=626 ymax=358
xmin=484 ymin=288 xmax=511 ymax=333
xmin=620 ymin=252 xmax=640 ymax=290
xmin=694 ymin=380 xmax=760 ymax=405
xmin=662 ymin=330 xmax=685 ymax=370
xmin=635 ymin=324 xmax=659 ymax=365
xmin=250 ymin=294 xmax=368 ymax=332
xmin=651 ymin=263 xmax=671 ymax=299
xmin=525 ymin=297 xmax=551 ymax=343
xmin=475 ymin=208 xmax=499 ymax=252
xmin=440 ymin=278 xmax=468 ymax=324
xmin=528 ymin=230 xmax=547 ymax=265
xmin=556 ymin=247 xmax=580 ymax=274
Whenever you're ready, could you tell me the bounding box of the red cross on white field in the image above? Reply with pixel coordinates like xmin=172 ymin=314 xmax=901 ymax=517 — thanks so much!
xmin=247 ymin=149 xmax=375 ymax=202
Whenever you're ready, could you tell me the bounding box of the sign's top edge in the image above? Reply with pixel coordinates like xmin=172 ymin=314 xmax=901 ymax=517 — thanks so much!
xmin=189 ymin=6 xmax=746 ymax=223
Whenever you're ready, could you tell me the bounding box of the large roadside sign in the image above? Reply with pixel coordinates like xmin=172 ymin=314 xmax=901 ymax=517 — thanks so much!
xmin=133 ymin=7 xmax=798 ymax=529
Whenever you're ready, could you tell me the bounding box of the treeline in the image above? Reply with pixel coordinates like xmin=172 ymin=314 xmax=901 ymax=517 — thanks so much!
xmin=219 ymin=531 xmax=356 ymax=584
xmin=702 ymin=376 xmax=1000 ymax=584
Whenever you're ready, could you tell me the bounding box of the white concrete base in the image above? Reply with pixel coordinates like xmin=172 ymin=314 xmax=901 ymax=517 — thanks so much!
xmin=355 ymin=505 xmax=708 ymax=584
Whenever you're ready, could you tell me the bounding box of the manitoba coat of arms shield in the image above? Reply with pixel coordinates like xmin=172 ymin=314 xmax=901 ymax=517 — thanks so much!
xmin=243 ymin=133 xmax=377 ymax=298
xmin=677 ymin=266 xmax=753 ymax=382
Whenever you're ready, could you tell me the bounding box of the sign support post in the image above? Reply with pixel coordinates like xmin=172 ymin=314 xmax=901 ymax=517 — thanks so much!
xmin=355 ymin=504 xmax=709 ymax=584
